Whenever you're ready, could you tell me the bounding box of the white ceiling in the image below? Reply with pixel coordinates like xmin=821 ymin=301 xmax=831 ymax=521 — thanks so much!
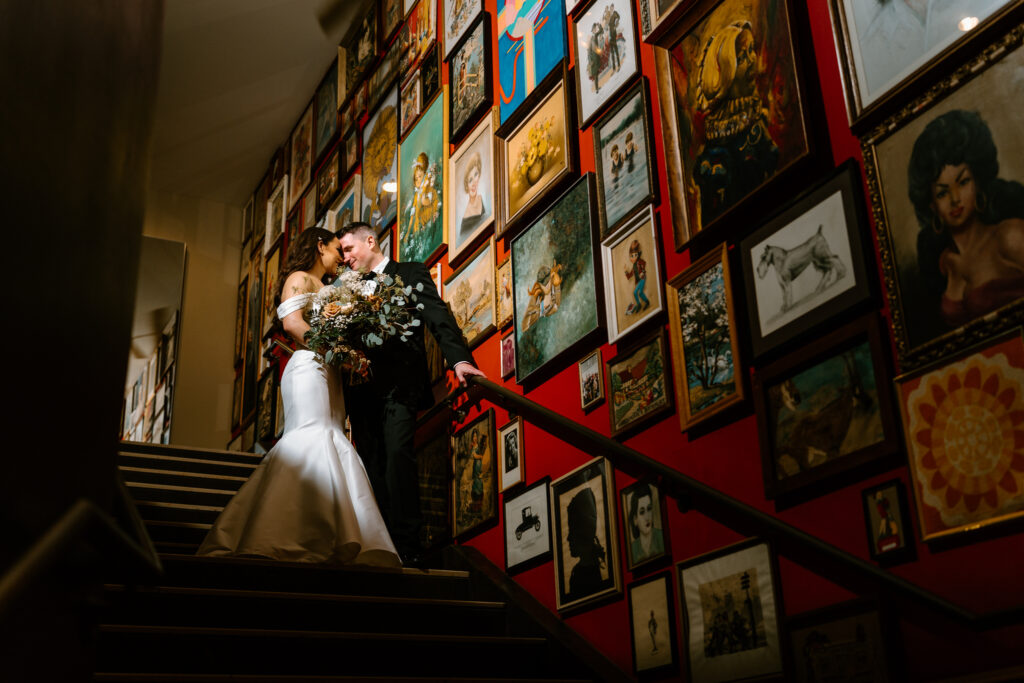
xmin=147 ymin=0 xmax=359 ymax=207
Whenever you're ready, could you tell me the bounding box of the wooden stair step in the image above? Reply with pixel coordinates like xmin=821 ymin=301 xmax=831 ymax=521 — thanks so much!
xmin=118 ymin=451 xmax=259 ymax=477
xmin=134 ymin=500 xmax=223 ymax=525
xmin=120 ymin=465 xmax=250 ymax=490
xmin=125 ymin=482 xmax=237 ymax=507
xmin=120 ymin=440 xmax=264 ymax=465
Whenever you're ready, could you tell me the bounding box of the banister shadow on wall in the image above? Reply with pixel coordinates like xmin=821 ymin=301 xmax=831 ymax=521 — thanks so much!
xmin=439 ymin=377 xmax=1022 ymax=632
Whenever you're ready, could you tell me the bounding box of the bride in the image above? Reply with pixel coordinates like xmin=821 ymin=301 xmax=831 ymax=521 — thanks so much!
xmin=197 ymin=228 xmax=401 ymax=567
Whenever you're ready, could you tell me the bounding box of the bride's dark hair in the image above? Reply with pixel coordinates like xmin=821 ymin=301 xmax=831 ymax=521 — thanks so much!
xmin=275 ymin=227 xmax=337 ymax=305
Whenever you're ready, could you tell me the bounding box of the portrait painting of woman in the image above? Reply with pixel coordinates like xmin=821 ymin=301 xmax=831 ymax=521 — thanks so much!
xmin=448 ymin=113 xmax=495 ymax=261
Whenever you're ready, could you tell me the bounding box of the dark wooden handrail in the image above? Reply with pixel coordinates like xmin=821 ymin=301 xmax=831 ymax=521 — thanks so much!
xmin=454 ymin=377 xmax=1021 ymax=631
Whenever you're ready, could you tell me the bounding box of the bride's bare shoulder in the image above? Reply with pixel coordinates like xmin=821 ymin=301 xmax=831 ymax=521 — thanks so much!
xmin=283 ymin=270 xmax=320 ymax=298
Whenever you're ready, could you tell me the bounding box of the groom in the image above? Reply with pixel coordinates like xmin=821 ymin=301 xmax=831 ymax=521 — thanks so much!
xmin=336 ymin=222 xmax=485 ymax=565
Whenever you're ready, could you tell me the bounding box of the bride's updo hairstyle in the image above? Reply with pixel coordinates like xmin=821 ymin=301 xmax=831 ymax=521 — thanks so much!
xmin=275 ymin=226 xmax=337 ymax=305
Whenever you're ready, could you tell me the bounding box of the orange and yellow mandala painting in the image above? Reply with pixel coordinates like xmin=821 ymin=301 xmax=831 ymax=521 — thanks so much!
xmin=900 ymin=335 xmax=1024 ymax=540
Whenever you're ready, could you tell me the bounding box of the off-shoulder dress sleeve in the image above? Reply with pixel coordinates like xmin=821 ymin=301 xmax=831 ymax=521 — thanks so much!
xmin=276 ymin=293 xmax=312 ymax=319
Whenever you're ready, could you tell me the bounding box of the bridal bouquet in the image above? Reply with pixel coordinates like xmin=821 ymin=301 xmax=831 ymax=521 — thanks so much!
xmin=303 ymin=269 xmax=424 ymax=382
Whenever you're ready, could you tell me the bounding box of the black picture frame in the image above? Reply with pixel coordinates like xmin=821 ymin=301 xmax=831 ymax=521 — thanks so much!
xmin=420 ymin=43 xmax=442 ymax=107
xmin=627 ymin=571 xmax=678 ymax=678
xmin=313 ymin=61 xmax=340 ymax=168
xmin=451 ymin=408 xmax=498 ymax=539
xmin=447 ymin=12 xmax=492 ymax=146
xmin=571 ymin=0 xmax=641 ymax=130
xmin=503 ymin=476 xmax=553 ymax=574
xmin=861 ymin=478 xmax=916 ymax=566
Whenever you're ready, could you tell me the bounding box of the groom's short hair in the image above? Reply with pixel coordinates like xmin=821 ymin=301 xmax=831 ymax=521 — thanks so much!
xmin=337 ymin=221 xmax=376 ymax=244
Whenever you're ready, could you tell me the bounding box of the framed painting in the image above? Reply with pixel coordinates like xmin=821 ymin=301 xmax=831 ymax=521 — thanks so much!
xmin=361 ymin=85 xmax=399 ymax=232
xmin=342 ymin=128 xmax=360 ymax=177
xmin=369 ymin=34 xmax=403 ymax=114
xmin=397 ymin=91 xmax=447 ymax=264
xmin=400 ymin=0 xmax=437 ymax=75
xmin=231 ymin=372 xmax=242 ymax=430
xmin=666 ymin=243 xmax=744 ymax=432
xmin=233 ymin=276 xmax=247 ymax=367
xmin=302 ymin=185 xmax=317 ymax=229
xmin=627 ymin=572 xmax=678 ymax=678
xmin=242 ymin=194 xmax=254 ymax=246
xmin=420 ymin=44 xmax=442 ymax=105
xmin=753 ymin=314 xmax=900 ymax=501
xmin=341 ymin=3 xmax=379 ymax=96
xmin=861 ymin=478 xmax=915 ymax=566
xmin=500 ymin=330 xmax=515 ymax=379
xmin=314 ymin=61 xmax=339 ymax=165
xmin=418 ymin=426 xmax=452 ymax=549
xmin=740 ymin=161 xmax=874 ymax=359
xmin=600 ymin=206 xmax=664 ymax=345
xmin=578 ymin=349 xmax=604 ymax=411
xmin=265 ymin=175 xmax=287 ymax=253
xmin=498 ymin=69 xmax=578 ymax=239
xmin=551 ymin=456 xmax=621 ymax=613
xmin=261 ymin=243 xmax=281 ymax=339
xmin=862 ymin=28 xmax=1024 ymax=370
xmin=829 ymin=0 xmax=1019 ymax=130
xmin=496 ymin=254 xmax=513 ymax=329
xmin=511 ymin=174 xmax=604 ymax=387
xmin=287 ymin=103 xmax=314 ymax=212
xmin=242 ymin=258 xmax=263 ymax=420
xmin=443 ymin=238 xmax=496 ymax=348
xmin=496 ymin=0 xmax=568 ymax=126
xmin=895 ymin=330 xmax=1024 ymax=544
xmin=657 ymin=0 xmax=813 ymax=239
xmin=451 ymin=408 xmax=498 ymax=538
xmin=379 ymin=228 xmax=393 ymax=259
xmin=572 ymin=0 xmax=640 ymax=129
xmin=400 ymin=73 xmax=422 ymax=138
xmin=327 ymin=173 xmax=361 ymax=233
xmin=255 ymin=367 xmax=277 ymax=446
xmin=504 ymin=477 xmax=552 ymax=573
xmin=241 ymin=422 xmax=255 ymax=452
xmin=443 ymin=0 xmax=482 ymax=58
xmin=498 ymin=416 xmax=525 ymax=492
xmin=382 ymin=0 xmax=403 ymax=43
xmin=620 ymin=480 xmax=669 ymax=572
xmin=340 ymin=99 xmax=355 ymax=136
xmin=315 ymin=147 xmax=341 ymax=219
xmin=593 ymin=78 xmax=657 ymax=240
xmin=448 ymin=13 xmax=492 ymax=145
xmin=677 ymin=538 xmax=784 ymax=683
xmin=448 ymin=110 xmax=496 ymax=263
xmin=251 ymin=173 xmax=269 ymax=257
xmin=636 ymin=0 xmax=688 ymax=42
xmin=606 ymin=329 xmax=674 ymax=439
xmin=354 ymin=81 xmax=368 ymax=119
xmin=787 ymin=600 xmax=900 ymax=682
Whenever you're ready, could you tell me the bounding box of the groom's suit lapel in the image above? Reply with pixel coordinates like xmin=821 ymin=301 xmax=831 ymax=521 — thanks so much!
xmin=383 ymin=259 xmax=399 ymax=277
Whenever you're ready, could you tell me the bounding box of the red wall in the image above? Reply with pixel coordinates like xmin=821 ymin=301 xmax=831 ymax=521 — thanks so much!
xmin=424 ymin=0 xmax=1024 ymax=680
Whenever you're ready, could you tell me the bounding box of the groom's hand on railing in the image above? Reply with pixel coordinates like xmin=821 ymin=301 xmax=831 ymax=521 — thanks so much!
xmin=453 ymin=361 xmax=486 ymax=387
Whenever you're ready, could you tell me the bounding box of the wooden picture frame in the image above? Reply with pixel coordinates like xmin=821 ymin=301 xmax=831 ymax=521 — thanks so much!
xmin=499 ymin=330 xmax=516 ymax=379
xmin=497 ymin=67 xmax=579 ymax=240
xmin=301 ymin=185 xmax=317 ymax=229
xmin=606 ymin=329 xmax=674 ymax=440
xmin=511 ymin=174 xmax=605 ymax=388
xmin=399 ymin=72 xmax=422 ymax=138
xmin=451 ymin=408 xmax=498 ymax=538
xmin=578 ymin=349 xmax=605 ymax=412
xmin=498 ymin=416 xmax=525 ymax=492
xmin=342 ymin=128 xmax=360 ymax=178
xmin=313 ymin=61 xmax=339 ymax=166
xmin=368 ymin=34 xmax=403 ymax=114
xmin=677 ymin=538 xmax=784 ymax=683
xmin=233 ymin=277 xmax=247 ymax=367
xmin=443 ymin=238 xmax=496 ymax=349
xmin=447 ymin=109 xmax=496 ymax=264
xmin=740 ymin=160 xmax=874 ymax=360
xmin=861 ymin=478 xmax=915 ymax=565
xmin=231 ymin=371 xmax=242 ymax=431
xmin=315 ymin=147 xmax=342 ymax=220
xmin=787 ymin=599 xmax=901 ymax=682
xmin=265 ymin=175 xmax=288 ymax=254
xmin=601 ymin=205 xmax=664 ymax=345
xmin=627 ymin=572 xmax=678 ymax=677
xmin=666 ymin=243 xmax=744 ymax=432
xmin=251 ymin=173 xmax=269 ymax=257
xmin=551 ymin=456 xmax=621 ymax=613
xmin=443 ymin=0 xmax=483 ymax=59
xmin=862 ymin=27 xmax=1024 ymax=371
xmin=255 ymin=367 xmax=277 ymax=446
xmin=495 ymin=254 xmax=513 ymax=330
xmin=828 ymin=0 xmax=1020 ymax=132
xmin=593 ymin=77 xmax=657 ymax=240
xmin=894 ymin=329 xmax=1024 ymax=544
xmin=620 ymin=480 xmax=669 ymax=572
xmin=397 ymin=89 xmax=447 ymax=264
xmin=447 ymin=13 xmax=492 ymax=146
xmin=496 ymin=0 xmax=568 ymax=126
xmin=287 ymin=103 xmax=314 ymax=212
xmin=340 ymin=3 xmax=379 ymax=99
xmin=636 ymin=0 xmax=688 ymax=43
xmin=260 ymin=244 xmax=281 ymax=340
xmin=400 ymin=0 xmax=437 ymax=76
xmin=242 ymin=194 xmax=254 ymax=246
xmin=504 ymin=476 xmax=553 ymax=574
xmin=571 ymin=0 xmax=640 ymax=129
xmin=381 ymin=0 xmax=403 ymax=44
xmin=327 ymin=173 xmax=362 ymax=233
xmin=361 ymin=85 xmax=400 ymax=232
xmin=753 ymin=314 xmax=900 ymax=502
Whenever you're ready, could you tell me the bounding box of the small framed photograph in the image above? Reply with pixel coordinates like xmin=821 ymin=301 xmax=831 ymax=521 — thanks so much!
xmin=677 ymin=538 xmax=784 ymax=683
xmin=400 ymin=73 xmax=422 ymax=138
xmin=895 ymin=330 xmax=1024 ymax=544
xmin=666 ymin=243 xmax=745 ymax=432
xmin=627 ymin=572 xmax=677 ymax=677
xmin=753 ymin=314 xmax=900 ymax=501
xmin=265 ymin=175 xmax=288 ymax=253
xmin=420 ymin=44 xmax=442 ymax=105
xmin=861 ymin=478 xmax=915 ymax=565
xmin=593 ymin=78 xmax=657 ymax=240
xmin=600 ymin=205 xmax=663 ymax=345
xmin=578 ymin=349 xmax=604 ymax=412
xmin=448 ymin=110 xmax=496 ymax=263
xmin=443 ymin=238 xmax=496 ymax=349
xmin=448 ymin=13 xmax=492 ymax=145
xmin=340 ymin=98 xmax=355 ymax=136
xmin=451 ymin=408 xmax=498 ymax=538
xmin=495 ymin=254 xmax=513 ymax=330
xmin=443 ymin=0 xmax=483 ymax=58
xmin=315 ymin=147 xmax=341 ymax=219
xmin=551 ymin=456 xmax=622 ymax=613
xmin=620 ymin=480 xmax=668 ymax=571
xmin=787 ymin=599 xmax=900 ymax=682
xmin=342 ymin=128 xmax=360 ymax=178
xmin=739 ymin=161 xmax=873 ymax=359
xmin=606 ymin=329 xmax=674 ymax=440
xmin=499 ymin=330 xmax=515 ymax=379
xmin=571 ymin=0 xmax=640 ymax=129
xmin=504 ymin=477 xmax=552 ymax=574
xmin=327 ymin=173 xmax=361 ymax=233
xmin=287 ymin=103 xmax=314 ymax=212
xmin=498 ymin=416 xmax=525 ymax=492
xmin=354 ymin=81 xmax=368 ymax=118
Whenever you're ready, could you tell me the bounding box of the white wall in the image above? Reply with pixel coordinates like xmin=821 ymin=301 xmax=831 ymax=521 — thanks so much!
xmin=143 ymin=190 xmax=241 ymax=449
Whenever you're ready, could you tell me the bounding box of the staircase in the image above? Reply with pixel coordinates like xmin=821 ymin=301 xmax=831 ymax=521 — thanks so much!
xmin=104 ymin=442 xmax=627 ymax=682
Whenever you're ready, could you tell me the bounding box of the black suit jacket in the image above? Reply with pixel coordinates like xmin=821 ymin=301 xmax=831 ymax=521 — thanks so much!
xmin=352 ymin=259 xmax=473 ymax=410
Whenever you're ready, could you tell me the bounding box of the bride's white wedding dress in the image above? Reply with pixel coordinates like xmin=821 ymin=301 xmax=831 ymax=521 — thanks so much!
xmin=197 ymin=291 xmax=401 ymax=567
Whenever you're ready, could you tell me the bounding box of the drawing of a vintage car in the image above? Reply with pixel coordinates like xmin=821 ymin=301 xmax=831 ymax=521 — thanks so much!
xmin=515 ymin=506 xmax=541 ymax=540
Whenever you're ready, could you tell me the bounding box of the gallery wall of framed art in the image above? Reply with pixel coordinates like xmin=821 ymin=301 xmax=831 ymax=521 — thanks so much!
xmin=223 ymin=2 xmax=1024 ymax=679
